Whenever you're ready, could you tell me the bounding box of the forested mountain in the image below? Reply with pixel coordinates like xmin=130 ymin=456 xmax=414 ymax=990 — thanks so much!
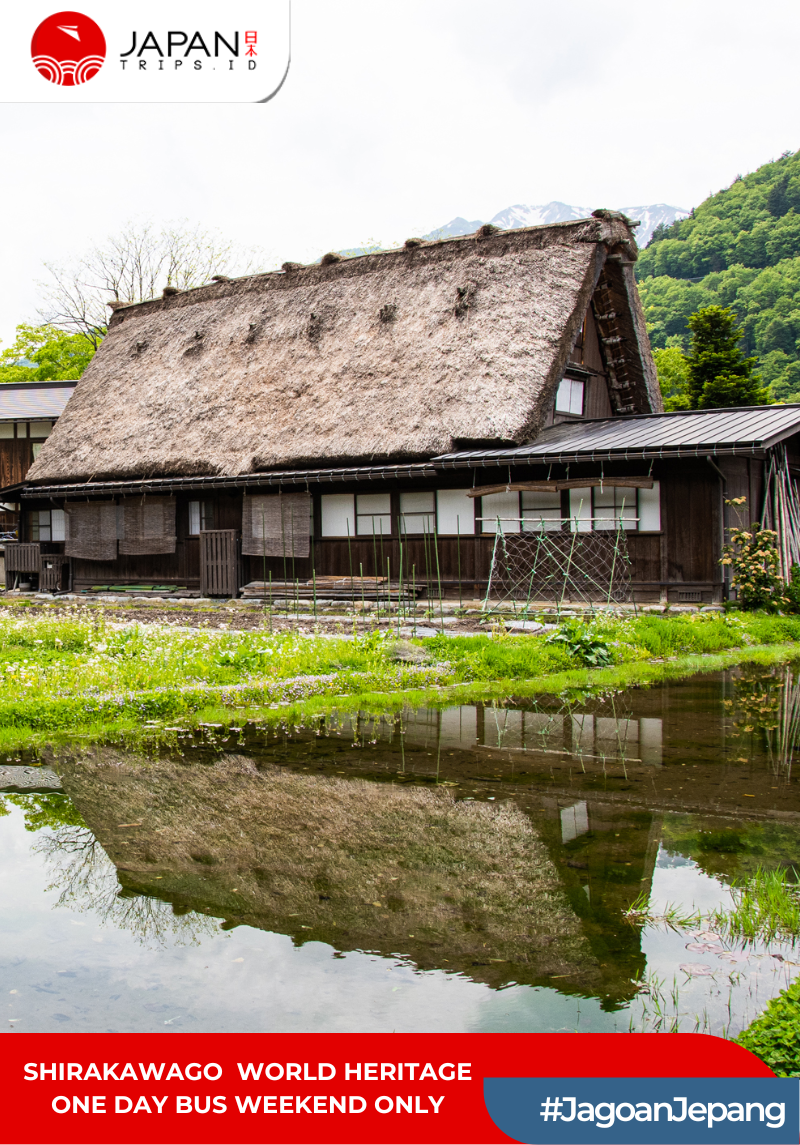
xmin=636 ymin=151 xmax=800 ymax=401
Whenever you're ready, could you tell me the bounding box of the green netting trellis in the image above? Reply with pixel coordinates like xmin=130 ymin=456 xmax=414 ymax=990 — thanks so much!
xmin=485 ymin=524 xmax=633 ymax=608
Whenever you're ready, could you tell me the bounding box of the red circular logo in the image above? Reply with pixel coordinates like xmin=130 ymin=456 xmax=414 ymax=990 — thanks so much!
xmin=31 ymin=11 xmax=106 ymax=86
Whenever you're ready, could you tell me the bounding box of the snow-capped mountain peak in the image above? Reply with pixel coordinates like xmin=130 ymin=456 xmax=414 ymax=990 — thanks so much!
xmin=425 ymin=201 xmax=687 ymax=247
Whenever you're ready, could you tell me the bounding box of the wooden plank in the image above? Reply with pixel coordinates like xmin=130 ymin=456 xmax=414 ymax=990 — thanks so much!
xmin=39 ymin=554 xmax=69 ymax=592
xmin=467 ymin=478 xmax=654 ymax=498
xmin=5 ymin=543 xmax=41 ymax=572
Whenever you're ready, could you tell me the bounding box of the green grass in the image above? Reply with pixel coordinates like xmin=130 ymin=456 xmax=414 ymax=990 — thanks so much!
xmin=0 ymin=606 xmax=798 ymax=750
xmin=624 ymin=864 xmax=800 ymax=944
xmin=737 ymin=979 xmax=800 ymax=1076
xmin=710 ymin=866 xmax=800 ymax=945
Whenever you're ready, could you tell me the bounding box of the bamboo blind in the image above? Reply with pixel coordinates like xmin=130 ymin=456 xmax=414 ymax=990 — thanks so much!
xmin=119 ymin=497 xmax=177 ymax=555
xmin=64 ymin=502 xmax=120 ymax=562
xmin=242 ymin=492 xmax=311 ymax=558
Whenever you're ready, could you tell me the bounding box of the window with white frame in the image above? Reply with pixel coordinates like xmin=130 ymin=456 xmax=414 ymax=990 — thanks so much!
xmin=565 ymin=482 xmax=661 ymax=532
xmin=592 ymin=486 xmax=639 ymax=530
xmin=400 ymin=490 xmax=435 ymax=534
xmin=521 ymin=489 xmax=562 ymax=532
xmin=555 ymin=377 xmax=584 ymax=416
xmin=188 ymin=501 xmax=215 ymax=534
xmin=638 ymin=482 xmax=661 ymax=531
xmin=436 ymin=489 xmax=474 ymax=535
xmin=29 ymin=509 xmax=65 ymax=542
xmin=356 ymin=493 xmax=391 ymax=536
xmin=320 ymin=493 xmax=354 ymax=536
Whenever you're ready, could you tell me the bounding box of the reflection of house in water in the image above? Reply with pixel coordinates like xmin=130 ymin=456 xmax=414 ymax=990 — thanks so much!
xmin=379 ymin=703 xmax=664 ymax=1001
xmin=50 ymin=750 xmax=603 ymax=997
xmin=26 ymin=667 xmax=799 ymax=1011
xmin=382 ymin=703 xmax=664 ymax=766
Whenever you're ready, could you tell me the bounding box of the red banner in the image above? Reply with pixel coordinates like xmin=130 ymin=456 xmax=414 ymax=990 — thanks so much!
xmin=0 ymin=1032 xmax=773 ymax=1145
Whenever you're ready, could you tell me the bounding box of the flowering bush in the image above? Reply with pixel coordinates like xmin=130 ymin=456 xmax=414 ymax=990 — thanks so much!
xmin=721 ymin=523 xmax=787 ymax=610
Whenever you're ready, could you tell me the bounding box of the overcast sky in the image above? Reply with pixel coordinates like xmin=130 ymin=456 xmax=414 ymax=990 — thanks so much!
xmin=2 ymin=0 xmax=799 ymax=345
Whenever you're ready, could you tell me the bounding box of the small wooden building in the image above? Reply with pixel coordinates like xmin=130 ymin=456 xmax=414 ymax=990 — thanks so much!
xmin=7 ymin=215 xmax=800 ymax=602
xmin=0 ymin=380 xmax=76 ymax=586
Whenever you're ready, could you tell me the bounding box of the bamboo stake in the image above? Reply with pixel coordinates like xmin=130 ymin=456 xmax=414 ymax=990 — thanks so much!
xmin=311 ymin=522 xmax=317 ymax=623
xmin=261 ymin=508 xmax=267 ymax=628
xmin=412 ymin=564 xmax=417 ymax=637
xmin=346 ymin=518 xmax=354 ymax=599
xmin=386 ymin=555 xmax=392 ymax=625
xmin=379 ymin=517 xmax=386 ymax=615
xmin=483 ymin=525 xmax=501 ymax=613
xmin=290 ymin=505 xmax=298 ymax=621
xmin=397 ymin=524 xmax=404 ymax=637
xmin=433 ymin=524 xmax=444 ymax=626
xmin=280 ymin=500 xmax=288 ymax=618
xmin=423 ymin=525 xmax=432 ymax=614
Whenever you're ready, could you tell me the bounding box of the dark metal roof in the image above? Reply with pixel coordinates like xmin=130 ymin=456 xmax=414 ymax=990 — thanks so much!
xmin=0 ymin=381 xmax=76 ymax=423
xmin=17 ymin=461 xmax=437 ymax=501
xmin=435 ymin=405 xmax=800 ymax=467
xmin=13 ymin=405 xmax=800 ymax=501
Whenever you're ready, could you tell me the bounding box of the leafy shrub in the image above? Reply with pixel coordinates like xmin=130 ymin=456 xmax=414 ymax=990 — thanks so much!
xmin=721 ymin=523 xmax=787 ymax=610
xmin=545 ymin=622 xmax=613 ymax=667
xmin=736 ymin=979 xmax=800 ymax=1076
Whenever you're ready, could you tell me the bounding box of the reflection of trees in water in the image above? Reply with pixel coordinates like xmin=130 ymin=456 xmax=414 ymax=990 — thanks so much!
xmin=33 ymin=823 xmax=219 ymax=947
xmin=726 ymin=663 xmax=800 ymax=778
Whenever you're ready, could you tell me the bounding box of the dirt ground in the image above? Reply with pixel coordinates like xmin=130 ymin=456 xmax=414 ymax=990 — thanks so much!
xmin=0 ymin=593 xmax=492 ymax=634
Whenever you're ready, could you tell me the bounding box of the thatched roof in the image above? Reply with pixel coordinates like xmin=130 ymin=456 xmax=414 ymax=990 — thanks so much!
xmin=28 ymin=214 xmax=659 ymax=484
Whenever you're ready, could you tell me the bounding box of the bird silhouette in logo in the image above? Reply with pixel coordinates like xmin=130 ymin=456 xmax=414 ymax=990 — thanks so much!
xmin=31 ymin=11 xmax=106 ymax=86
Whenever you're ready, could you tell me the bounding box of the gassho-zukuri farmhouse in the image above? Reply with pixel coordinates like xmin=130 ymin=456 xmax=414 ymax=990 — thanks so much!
xmin=5 ymin=210 xmax=800 ymax=604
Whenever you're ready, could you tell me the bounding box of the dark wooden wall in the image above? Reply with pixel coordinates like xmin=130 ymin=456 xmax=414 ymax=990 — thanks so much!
xmin=0 ymin=441 xmax=34 ymax=489
xmin=22 ymin=453 xmax=772 ymax=602
xmin=244 ymin=535 xmax=492 ymax=595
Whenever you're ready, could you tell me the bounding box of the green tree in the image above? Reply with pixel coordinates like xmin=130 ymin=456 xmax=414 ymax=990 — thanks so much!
xmin=2 ymin=792 xmax=85 ymax=832
xmin=0 ymin=323 xmax=97 ymax=384
xmin=652 ymin=346 xmax=691 ymax=410
xmin=636 ymin=150 xmax=800 ymax=402
xmin=685 ymin=305 xmax=768 ymax=408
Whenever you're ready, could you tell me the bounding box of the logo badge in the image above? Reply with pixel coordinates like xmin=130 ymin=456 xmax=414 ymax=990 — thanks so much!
xmin=31 ymin=10 xmax=106 ymax=86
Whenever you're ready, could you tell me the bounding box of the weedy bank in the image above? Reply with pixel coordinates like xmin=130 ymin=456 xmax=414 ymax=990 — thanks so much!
xmin=0 ymin=606 xmax=799 ymax=749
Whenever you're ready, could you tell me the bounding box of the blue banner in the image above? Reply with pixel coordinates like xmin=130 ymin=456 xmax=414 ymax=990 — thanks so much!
xmin=483 ymin=1077 xmax=799 ymax=1144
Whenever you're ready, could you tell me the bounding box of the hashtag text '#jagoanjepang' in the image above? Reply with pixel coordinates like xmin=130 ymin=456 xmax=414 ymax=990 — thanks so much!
xmin=539 ymin=1096 xmax=786 ymax=1130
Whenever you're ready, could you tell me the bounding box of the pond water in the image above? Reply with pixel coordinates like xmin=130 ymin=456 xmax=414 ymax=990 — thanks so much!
xmin=2 ymin=661 xmax=800 ymax=1036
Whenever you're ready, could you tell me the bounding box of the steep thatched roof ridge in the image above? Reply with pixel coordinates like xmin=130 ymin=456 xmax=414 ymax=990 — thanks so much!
xmin=28 ymin=215 xmax=656 ymax=484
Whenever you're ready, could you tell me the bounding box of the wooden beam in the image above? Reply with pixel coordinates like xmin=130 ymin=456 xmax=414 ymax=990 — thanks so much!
xmin=558 ymin=477 xmax=654 ymax=490
xmin=467 ymin=477 xmax=654 ymax=498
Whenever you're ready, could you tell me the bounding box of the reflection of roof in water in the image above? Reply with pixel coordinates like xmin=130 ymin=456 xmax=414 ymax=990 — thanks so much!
xmin=55 ymin=750 xmax=599 ymax=992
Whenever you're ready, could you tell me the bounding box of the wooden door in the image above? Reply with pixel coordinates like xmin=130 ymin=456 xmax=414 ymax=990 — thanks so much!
xmin=200 ymin=530 xmax=240 ymax=597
